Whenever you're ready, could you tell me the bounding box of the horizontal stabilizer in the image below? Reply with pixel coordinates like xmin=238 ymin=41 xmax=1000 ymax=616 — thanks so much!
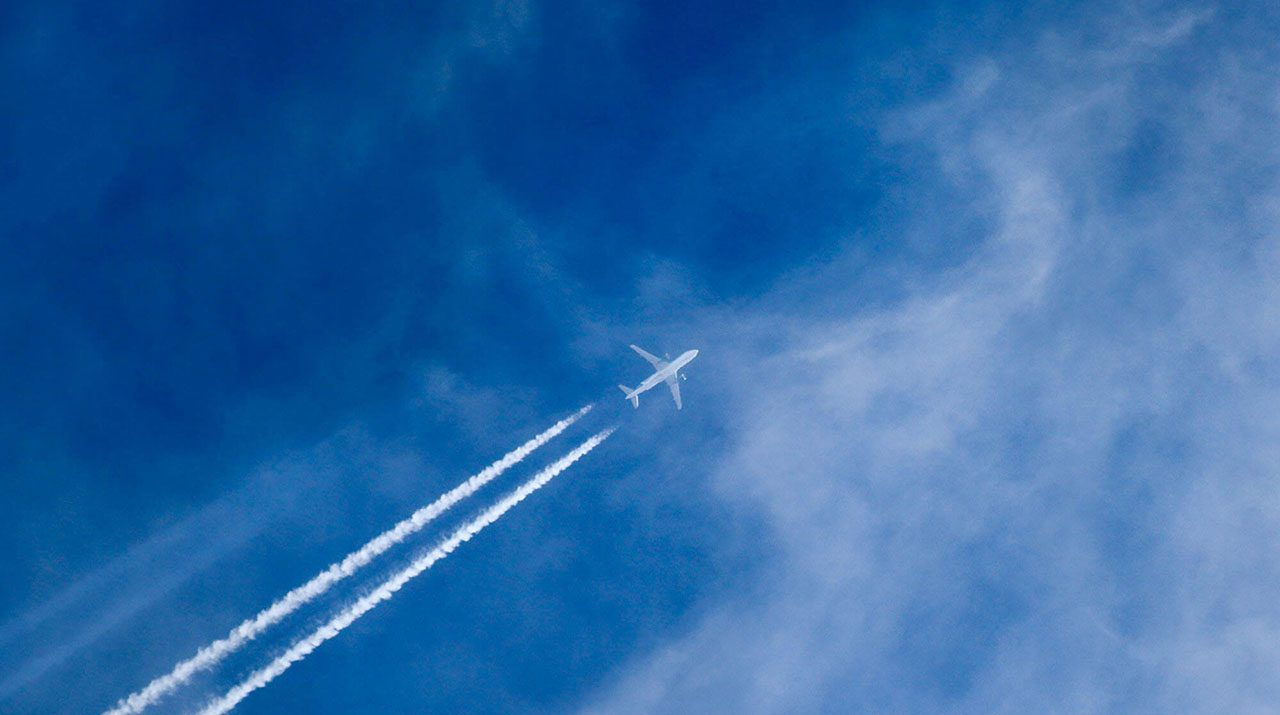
xmin=617 ymin=384 xmax=639 ymax=408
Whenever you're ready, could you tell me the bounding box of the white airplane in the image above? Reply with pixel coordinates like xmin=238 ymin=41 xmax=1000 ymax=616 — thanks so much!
xmin=618 ymin=344 xmax=699 ymax=410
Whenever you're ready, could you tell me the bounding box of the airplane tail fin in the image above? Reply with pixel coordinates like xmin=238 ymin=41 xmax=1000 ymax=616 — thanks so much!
xmin=617 ymin=385 xmax=638 ymax=408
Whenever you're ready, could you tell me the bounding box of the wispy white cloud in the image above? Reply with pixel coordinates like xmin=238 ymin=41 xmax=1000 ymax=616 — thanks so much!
xmin=584 ymin=4 xmax=1280 ymax=712
xmin=0 ymin=497 xmax=262 ymax=701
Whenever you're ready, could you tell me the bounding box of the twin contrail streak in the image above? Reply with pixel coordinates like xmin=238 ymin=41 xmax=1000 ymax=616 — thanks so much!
xmin=197 ymin=427 xmax=614 ymax=715
xmin=106 ymin=406 xmax=592 ymax=715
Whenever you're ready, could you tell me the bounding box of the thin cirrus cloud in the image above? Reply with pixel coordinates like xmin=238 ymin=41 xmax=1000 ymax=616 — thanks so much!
xmin=584 ymin=6 xmax=1280 ymax=714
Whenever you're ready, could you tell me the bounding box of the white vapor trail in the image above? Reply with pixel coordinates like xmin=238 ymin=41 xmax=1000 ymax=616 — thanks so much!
xmin=197 ymin=427 xmax=614 ymax=715
xmin=105 ymin=405 xmax=592 ymax=715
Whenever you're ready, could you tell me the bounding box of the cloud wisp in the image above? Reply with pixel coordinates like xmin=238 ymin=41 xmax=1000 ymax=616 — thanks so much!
xmin=105 ymin=405 xmax=592 ymax=715
xmin=196 ymin=426 xmax=615 ymax=715
xmin=585 ymin=7 xmax=1280 ymax=713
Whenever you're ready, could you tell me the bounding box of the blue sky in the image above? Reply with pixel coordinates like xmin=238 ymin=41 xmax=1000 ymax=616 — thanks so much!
xmin=4 ymin=1 xmax=1280 ymax=713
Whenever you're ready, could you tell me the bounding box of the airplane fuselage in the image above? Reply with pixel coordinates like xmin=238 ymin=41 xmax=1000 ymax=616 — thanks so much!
xmin=627 ymin=349 xmax=698 ymax=399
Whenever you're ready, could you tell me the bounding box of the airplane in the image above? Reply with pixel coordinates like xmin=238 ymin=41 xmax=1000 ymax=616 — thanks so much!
xmin=618 ymin=344 xmax=699 ymax=410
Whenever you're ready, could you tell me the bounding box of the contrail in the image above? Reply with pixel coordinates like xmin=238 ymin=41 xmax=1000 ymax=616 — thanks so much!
xmin=198 ymin=427 xmax=614 ymax=715
xmin=106 ymin=406 xmax=592 ymax=715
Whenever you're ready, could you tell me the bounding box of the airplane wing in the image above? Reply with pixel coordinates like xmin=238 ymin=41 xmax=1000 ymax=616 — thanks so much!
xmin=665 ymin=374 xmax=682 ymax=410
xmin=630 ymin=344 xmax=667 ymax=370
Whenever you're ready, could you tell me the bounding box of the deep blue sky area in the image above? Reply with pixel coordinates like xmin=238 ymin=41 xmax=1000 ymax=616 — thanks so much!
xmin=1 ymin=0 xmax=930 ymax=593
xmin=5 ymin=1 xmax=1280 ymax=714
